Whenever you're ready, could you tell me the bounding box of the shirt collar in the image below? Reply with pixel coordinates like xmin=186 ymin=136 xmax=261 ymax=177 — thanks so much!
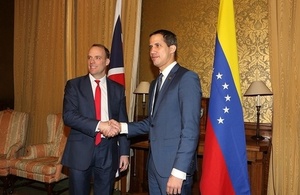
xmin=160 ymin=61 xmax=177 ymax=78
xmin=89 ymin=74 xmax=106 ymax=86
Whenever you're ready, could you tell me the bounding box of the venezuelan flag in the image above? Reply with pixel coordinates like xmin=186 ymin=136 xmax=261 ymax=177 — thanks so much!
xmin=200 ymin=0 xmax=250 ymax=194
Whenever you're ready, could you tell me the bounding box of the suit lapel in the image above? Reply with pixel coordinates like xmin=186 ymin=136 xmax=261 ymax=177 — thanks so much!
xmin=152 ymin=64 xmax=180 ymax=116
xmin=81 ymin=75 xmax=96 ymax=117
xmin=106 ymin=78 xmax=112 ymax=119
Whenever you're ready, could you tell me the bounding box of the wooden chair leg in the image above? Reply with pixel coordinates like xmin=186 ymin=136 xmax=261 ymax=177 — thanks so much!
xmin=45 ymin=183 xmax=55 ymax=195
xmin=0 ymin=176 xmax=9 ymax=195
xmin=7 ymin=175 xmax=19 ymax=194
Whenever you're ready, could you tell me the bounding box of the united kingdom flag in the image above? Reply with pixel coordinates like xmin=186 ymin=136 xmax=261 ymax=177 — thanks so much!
xmin=108 ymin=0 xmax=125 ymax=87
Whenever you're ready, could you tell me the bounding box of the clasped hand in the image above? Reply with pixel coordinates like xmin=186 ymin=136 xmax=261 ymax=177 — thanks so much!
xmin=98 ymin=119 xmax=120 ymax=137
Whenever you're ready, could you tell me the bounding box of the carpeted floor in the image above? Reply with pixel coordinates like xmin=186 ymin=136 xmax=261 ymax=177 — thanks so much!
xmin=0 ymin=178 xmax=124 ymax=195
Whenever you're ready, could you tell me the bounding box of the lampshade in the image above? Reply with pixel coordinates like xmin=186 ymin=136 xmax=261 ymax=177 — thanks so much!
xmin=134 ymin=81 xmax=150 ymax=94
xmin=244 ymin=81 xmax=273 ymax=96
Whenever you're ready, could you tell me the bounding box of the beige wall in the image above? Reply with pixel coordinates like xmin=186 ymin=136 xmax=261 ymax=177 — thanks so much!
xmin=138 ymin=0 xmax=272 ymax=123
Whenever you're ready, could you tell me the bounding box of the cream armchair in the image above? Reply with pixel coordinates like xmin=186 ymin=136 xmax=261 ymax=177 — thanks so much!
xmin=10 ymin=113 xmax=69 ymax=195
xmin=0 ymin=109 xmax=29 ymax=195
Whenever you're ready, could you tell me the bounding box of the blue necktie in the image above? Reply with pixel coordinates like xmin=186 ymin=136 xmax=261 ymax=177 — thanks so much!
xmin=153 ymin=73 xmax=163 ymax=111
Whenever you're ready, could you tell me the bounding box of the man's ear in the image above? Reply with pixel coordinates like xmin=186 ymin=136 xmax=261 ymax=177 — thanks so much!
xmin=106 ymin=59 xmax=110 ymax=66
xmin=170 ymin=45 xmax=177 ymax=54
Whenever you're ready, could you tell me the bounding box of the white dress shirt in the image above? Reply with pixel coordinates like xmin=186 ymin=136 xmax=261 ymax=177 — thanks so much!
xmin=89 ymin=74 xmax=109 ymax=136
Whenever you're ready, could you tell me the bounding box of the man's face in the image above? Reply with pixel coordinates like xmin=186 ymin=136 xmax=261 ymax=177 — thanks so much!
xmin=149 ymin=34 xmax=176 ymax=71
xmin=87 ymin=46 xmax=110 ymax=79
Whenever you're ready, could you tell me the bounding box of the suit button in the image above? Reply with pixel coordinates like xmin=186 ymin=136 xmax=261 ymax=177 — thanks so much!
xmin=151 ymin=124 xmax=154 ymax=127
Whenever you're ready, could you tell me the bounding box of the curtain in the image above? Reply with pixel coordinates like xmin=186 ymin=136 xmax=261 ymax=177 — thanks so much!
xmin=14 ymin=0 xmax=67 ymax=145
xmin=268 ymin=0 xmax=300 ymax=194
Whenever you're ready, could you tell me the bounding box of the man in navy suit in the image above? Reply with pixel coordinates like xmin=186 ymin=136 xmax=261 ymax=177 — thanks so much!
xmin=117 ymin=29 xmax=202 ymax=195
xmin=62 ymin=44 xmax=130 ymax=195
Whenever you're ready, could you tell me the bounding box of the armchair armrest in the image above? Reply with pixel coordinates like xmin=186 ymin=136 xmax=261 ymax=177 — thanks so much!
xmin=20 ymin=143 xmax=53 ymax=159
xmin=5 ymin=142 xmax=24 ymax=159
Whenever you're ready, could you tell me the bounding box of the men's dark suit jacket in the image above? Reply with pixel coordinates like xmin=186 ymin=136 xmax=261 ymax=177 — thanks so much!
xmin=62 ymin=74 xmax=129 ymax=171
xmin=128 ymin=64 xmax=202 ymax=178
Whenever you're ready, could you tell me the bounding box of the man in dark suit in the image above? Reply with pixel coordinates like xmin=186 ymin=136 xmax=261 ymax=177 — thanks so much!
xmin=118 ymin=29 xmax=202 ymax=195
xmin=62 ymin=44 xmax=130 ymax=195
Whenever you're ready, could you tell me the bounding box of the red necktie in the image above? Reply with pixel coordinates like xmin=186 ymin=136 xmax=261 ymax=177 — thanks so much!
xmin=94 ymin=80 xmax=101 ymax=145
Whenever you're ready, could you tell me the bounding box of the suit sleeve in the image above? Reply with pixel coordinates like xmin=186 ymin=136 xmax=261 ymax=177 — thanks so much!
xmin=117 ymin=93 xmax=130 ymax=156
xmin=63 ymin=80 xmax=99 ymax=137
xmin=174 ymin=71 xmax=202 ymax=173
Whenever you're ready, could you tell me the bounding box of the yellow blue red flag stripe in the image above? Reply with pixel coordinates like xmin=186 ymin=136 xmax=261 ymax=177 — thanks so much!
xmin=200 ymin=0 xmax=250 ymax=194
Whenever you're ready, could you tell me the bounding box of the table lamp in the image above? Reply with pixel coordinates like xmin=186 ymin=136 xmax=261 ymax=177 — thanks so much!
xmin=134 ymin=81 xmax=150 ymax=118
xmin=244 ymin=81 xmax=273 ymax=140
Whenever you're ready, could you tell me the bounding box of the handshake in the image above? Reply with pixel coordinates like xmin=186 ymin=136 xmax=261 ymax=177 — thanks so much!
xmin=98 ymin=119 xmax=122 ymax=137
